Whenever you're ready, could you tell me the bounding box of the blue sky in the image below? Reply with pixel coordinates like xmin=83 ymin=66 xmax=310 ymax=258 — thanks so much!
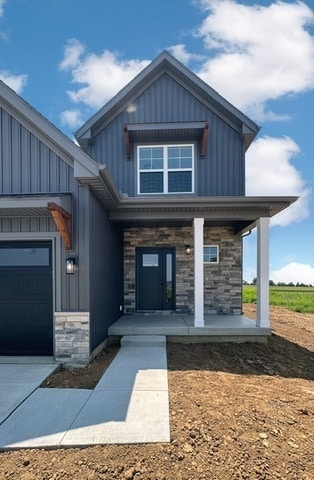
xmin=0 ymin=0 xmax=313 ymax=284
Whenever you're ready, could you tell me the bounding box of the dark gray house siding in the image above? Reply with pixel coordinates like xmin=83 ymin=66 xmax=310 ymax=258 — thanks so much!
xmin=89 ymin=73 xmax=245 ymax=197
xmin=88 ymin=190 xmax=123 ymax=351
xmin=0 ymin=107 xmax=73 ymax=194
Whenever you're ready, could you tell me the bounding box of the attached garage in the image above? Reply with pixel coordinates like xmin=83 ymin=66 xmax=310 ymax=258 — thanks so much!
xmin=0 ymin=242 xmax=53 ymax=356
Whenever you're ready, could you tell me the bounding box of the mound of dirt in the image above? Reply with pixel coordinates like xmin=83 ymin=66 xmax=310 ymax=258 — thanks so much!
xmin=0 ymin=305 xmax=313 ymax=480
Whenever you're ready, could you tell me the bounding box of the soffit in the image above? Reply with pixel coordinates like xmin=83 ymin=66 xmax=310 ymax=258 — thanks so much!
xmin=0 ymin=194 xmax=72 ymax=218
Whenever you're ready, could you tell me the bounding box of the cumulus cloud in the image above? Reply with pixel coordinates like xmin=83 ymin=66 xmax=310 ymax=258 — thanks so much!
xmin=246 ymin=136 xmax=311 ymax=226
xmin=59 ymin=38 xmax=85 ymax=70
xmin=195 ymin=0 xmax=314 ymax=121
xmin=168 ymin=44 xmax=204 ymax=65
xmin=60 ymin=109 xmax=84 ymax=130
xmin=271 ymin=262 xmax=314 ymax=285
xmin=59 ymin=39 xmax=150 ymax=109
xmin=0 ymin=70 xmax=27 ymax=94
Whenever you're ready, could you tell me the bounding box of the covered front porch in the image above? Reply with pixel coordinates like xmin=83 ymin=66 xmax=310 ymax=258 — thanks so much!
xmin=108 ymin=312 xmax=271 ymax=340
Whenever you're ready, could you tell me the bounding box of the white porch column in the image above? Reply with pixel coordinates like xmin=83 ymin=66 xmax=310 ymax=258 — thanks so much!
xmin=194 ymin=217 xmax=204 ymax=327
xmin=256 ymin=217 xmax=270 ymax=328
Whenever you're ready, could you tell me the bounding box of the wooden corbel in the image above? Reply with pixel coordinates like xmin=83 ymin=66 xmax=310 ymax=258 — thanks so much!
xmin=200 ymin=122 xmax=209 ymax=158
xmin=48 ymin=202 xmax=72 ymax=251
xmin=124 ymin=126 xmax=131 ymax=159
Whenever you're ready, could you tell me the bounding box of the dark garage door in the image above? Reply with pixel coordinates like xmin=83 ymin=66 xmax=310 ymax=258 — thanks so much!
xmin=0 ymin=242 xmax=53 ymax=356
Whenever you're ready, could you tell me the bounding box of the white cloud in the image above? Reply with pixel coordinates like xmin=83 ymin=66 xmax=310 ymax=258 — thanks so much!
xmin=246 ymin=136 xmax=311 ymax=226
xmin=0 ymin=0 xmax=6 ymax=17
xmin=271 ymin=262 xmax=314 ymax=285
xmin=195 ymin=0 xmax=314 ymax=121
xmin=60 ymin=109 xmax=84 ymax=130
xmin=0 ymin=70 xmax=27 ymax=94
xmin=168 ymin=44 xmax=204 ymax=65
xmin=59 ymin=38 xmax=85 ymax=70
xmin=59 ymin=39 xmax=150 ymax=109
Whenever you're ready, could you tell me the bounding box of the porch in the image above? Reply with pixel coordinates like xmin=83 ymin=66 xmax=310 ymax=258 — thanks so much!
xmin=108 ymin=313 xmax=271 ymax=340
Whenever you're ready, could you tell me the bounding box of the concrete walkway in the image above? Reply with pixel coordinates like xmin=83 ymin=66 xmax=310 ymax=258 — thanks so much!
xmin=0 ymin=361 xmax=58 ymax=426
xmin=0 ymin=336 xmax=170 ymax=449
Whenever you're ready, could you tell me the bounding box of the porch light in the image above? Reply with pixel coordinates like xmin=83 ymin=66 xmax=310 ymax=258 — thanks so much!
xmin=185 ymin=245 xmax=192 ymax=255
xmin=66 ymin=256 xmax=76 ymax=274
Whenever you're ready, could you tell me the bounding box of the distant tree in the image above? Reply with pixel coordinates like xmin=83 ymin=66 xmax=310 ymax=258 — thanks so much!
xmin=252 ymin=277 xmax=257 ymax=285
xmin=269 ymin=280 xmax=275 ymax=286
xmin=288 ymin=282 xmax=295 ymax=287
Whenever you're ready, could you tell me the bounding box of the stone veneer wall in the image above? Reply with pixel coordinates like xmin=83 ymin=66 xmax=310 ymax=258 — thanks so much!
xmin=124 ymin=225 xmax=242 ymax=315
xmin=54 ymin=312 xmax=90 ymax=365
xmin=204 ymin=226 xmax=242 ymax=315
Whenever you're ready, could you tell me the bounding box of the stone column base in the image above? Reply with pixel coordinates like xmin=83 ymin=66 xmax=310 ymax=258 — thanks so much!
xmin=54 ymin=312 xmax=90 ymax=365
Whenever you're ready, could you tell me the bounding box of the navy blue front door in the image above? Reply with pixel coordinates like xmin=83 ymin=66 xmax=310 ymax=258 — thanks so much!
xmin=136 ymin=247 xmax=175 ymax=310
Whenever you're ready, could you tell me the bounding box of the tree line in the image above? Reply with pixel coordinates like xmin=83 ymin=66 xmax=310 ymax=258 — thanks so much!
xmin=243 ymin=279 xmax=313 ymax=287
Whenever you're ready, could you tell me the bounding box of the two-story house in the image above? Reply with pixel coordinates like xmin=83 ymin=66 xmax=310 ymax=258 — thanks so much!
xmin=0 ymin=51 xmax=296 ymax=364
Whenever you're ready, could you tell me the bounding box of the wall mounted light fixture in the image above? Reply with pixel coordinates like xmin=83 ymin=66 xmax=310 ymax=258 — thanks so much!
xmin=66 ymin=256 xmax=76 ymax=274
xmin=185 ymin=245 xmax=192 ymax=255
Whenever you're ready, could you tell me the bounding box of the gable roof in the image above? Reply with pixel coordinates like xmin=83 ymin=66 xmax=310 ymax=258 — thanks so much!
xmin=75 ymin=50 xmax=259 ymax=149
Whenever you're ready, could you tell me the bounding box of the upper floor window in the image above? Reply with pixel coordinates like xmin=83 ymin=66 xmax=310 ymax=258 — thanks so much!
xmin=137 ymin=144 xmax=194 ymax=194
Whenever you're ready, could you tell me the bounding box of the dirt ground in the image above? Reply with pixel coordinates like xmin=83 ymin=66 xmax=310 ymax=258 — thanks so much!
xmin=0 ymin=305 xmax=313 ymax=480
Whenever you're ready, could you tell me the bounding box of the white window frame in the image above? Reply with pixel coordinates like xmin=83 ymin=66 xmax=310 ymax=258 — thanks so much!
xmin=137 ymin=144 xmax=194 ymax=195
xmin=203 ymin=245 xmax=219 ymax=264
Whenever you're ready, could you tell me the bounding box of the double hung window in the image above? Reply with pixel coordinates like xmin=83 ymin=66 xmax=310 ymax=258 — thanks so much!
xmin=138 ymin=144 xmax=194 ymax=194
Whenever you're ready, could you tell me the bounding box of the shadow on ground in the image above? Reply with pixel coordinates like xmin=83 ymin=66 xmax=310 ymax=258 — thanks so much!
xmin=167 ymin=334 xmax=314 ymax=381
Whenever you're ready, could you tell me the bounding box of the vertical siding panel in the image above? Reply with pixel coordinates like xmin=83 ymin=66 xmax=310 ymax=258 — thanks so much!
xmin=21 ymin=127 xmax=31 ymax=192
xmin=1 ymin=110 xmax=11 ymax=193
xmin=88 ymin=190 xmax=123 ymax=350
xmin=30 ymin=134 xmax=39 ymax=192
xmin=11 ymin=118 xmax=21 ymax=193
xmin=40 ymin=143 xmax=49 ymax=192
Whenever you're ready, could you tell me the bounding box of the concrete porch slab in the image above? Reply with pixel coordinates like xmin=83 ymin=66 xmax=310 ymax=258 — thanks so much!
xmin=108 ymin=313 xmax=270 ymax=338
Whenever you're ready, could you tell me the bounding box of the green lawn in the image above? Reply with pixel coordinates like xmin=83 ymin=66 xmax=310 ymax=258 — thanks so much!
xmin=243 ymin=285 xmax=314 ymax=314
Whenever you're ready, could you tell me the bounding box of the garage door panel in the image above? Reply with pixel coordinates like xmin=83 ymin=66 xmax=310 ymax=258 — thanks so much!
xmin=0 ymin=242 xmax=53 ymax=356
xmin=0 ymin=273 xmax=52 ymax=299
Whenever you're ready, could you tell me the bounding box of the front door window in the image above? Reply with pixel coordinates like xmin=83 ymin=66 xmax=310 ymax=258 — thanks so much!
xmin=136 ymin=247 xmax=175 ymax=310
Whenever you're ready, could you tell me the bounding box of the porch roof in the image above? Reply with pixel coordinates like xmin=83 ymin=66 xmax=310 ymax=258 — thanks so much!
xmin=108 ymin=195 xmax=297 ymax=233
xmin=0 ymin=193 xmax=72 ymax=217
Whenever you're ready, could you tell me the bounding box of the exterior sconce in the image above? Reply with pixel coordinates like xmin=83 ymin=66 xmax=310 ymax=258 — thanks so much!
xmin=185 ymin=245 xmax=192 ymax=255
xmin=66 ymin=256 xmax=76 ymax=274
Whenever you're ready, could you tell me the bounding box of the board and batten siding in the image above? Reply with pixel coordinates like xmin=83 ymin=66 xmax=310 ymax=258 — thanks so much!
xmin=0 ymin=107 xmax=73 ymax=194
xmin=0 ymin=106 xmax=90 ymax=313
xmin=89 ymin=73 xmax=245 ymax=197
xmin=88 ymin=190 xmax=123 ymax=350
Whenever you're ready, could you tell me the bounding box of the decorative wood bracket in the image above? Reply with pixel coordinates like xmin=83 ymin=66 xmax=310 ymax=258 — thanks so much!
xmin=200 ymin=122 xmax=209 ymax=158
xmin=48 ymin=202 xmax=72 ymax=251
xmin=124 ymin=126 xmax=131 ymax=159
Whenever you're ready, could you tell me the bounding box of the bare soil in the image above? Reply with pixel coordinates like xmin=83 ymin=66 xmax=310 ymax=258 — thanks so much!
xmin=0 ymin=305 xmax=313 ymax=480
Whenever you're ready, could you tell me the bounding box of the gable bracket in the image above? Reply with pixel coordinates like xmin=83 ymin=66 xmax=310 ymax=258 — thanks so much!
xmin=200 ymin=122 xmax=209 ymax=158
xmin=124 ymin=126 xmax=131 ymax=160
xmin=48 ymin=202 xmax=72 ymax=251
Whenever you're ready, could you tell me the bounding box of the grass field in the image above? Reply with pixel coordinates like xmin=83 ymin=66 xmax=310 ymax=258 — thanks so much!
xmin=243 ymin=285 xmax=314 ymax=313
